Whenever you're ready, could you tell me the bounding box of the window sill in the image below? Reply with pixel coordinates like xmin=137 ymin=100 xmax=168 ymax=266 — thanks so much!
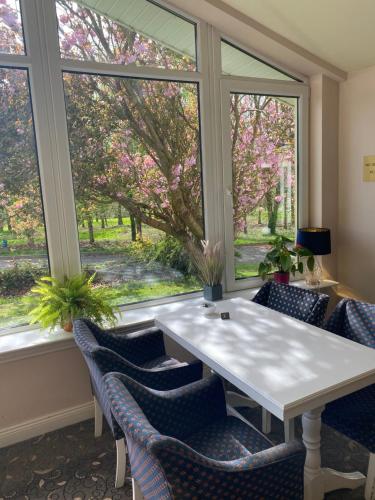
xmin=0 ymin=279 xmax=338 ymax=364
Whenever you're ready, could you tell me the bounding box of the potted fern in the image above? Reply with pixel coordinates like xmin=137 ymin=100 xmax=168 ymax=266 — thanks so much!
xmin=29 ymin=272 xmax=117 ymax=332
xmin=192 ymin=240 xmax=224 ymax=301
xmin=258 ymin=235 xmax=315 ymax=284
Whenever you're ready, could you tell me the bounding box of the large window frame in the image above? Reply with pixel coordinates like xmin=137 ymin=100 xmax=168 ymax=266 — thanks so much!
xmin=0 ymin=0 xmax=309 ymax=334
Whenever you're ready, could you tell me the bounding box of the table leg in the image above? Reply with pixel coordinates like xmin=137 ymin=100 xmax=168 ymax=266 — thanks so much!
xmin=302 ymin=406 xmax=366 ymax=500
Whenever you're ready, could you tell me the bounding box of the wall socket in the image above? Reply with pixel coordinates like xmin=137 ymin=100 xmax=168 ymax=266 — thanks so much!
xmin=363 ymin=156 xmax=375 ymax=182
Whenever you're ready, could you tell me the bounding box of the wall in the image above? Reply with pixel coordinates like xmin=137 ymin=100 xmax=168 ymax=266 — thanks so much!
xmin=338 ymin=65 xmax=375 ymax=302
xmin=309 ymin=74 xmax=339 ymax=281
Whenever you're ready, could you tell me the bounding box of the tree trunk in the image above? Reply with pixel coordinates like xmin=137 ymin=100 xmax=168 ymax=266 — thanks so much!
xmin=87 ymin=215 xmax=95 ymax=244
xmin=266 ymin=189 xmax=280 ymax=236
xmin=101 ymin=218 xmax=105 ymax=229
xmin=130 ymin=215 xmax=137 ymax=242
xmin=243 ymin=217 xmax=248 ymax=234
xmin=117 ymin=204 xmax=123 ymax=226
xmin=258 ymin=209 xmax=262 ymax=225
xmin=6 ymin=216 xmax=12 ymax=233
xmin=136 ymin=219 xmax=142 ymax=240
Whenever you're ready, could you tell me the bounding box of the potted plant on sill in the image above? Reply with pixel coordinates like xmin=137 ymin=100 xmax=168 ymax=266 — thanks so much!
xmin=192 ymin=240 xmax=224 ymax=301
xmin=29 ymin=272 xmax=117 ymax=332
xmin=258 ymin=235 xmax=315 ymax=284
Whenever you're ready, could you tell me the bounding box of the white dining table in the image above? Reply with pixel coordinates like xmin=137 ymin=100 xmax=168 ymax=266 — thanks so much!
xmin=155 ymin=296 xmax=375 ymax=500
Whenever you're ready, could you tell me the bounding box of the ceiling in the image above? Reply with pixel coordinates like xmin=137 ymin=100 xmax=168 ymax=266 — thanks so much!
xmin=80 ymin=0 xmax=298 ymax=79
xmin=220 ymin=0 xmax=375 ymax=72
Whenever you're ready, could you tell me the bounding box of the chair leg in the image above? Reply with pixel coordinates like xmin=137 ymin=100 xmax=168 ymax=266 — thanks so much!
xmin=94 ymin=396 xmax=103 ymax=438
xmin=262 ymin=408 xmax=271 ymax=434
xmin=284 ymin=418 xmax=295 ymax=442
xmin=365 ymin=452 xmax=375 ymax=500
xmin=115 ymin=438 xmax=126 ymax=488
xmin=132 ymin=478 xmax=143 ymax=500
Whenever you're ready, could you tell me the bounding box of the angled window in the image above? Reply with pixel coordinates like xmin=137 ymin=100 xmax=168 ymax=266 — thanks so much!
xmin=62 ymin=72 xmax=203 ymax=305
xmin=221 ymin=40 xmax=299 ymax=81
xmin=0 ymin=67 xmax=50 ymax=329
xmin=0 ymin=0 xmax=25 ymax=55
xmin=56 ymin=0 xmax=197 ymax=70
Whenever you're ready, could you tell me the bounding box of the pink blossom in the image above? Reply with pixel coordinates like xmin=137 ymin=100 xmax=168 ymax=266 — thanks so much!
xmin=274 ymin=195 xmax=284 ymax=203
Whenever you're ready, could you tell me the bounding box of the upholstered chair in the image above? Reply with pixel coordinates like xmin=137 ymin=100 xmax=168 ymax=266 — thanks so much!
xmin=73 ymin=318 xmax=203 ymax=488
xmin=104 ymin=372 xmax=306 ymax=500
xmin=322 ymin=298 xmax=375 ymax=500
xmin=227 ymin=282 xmax=330 ymax=441
xmin=252 ymin=281 xmax=329 ymax=327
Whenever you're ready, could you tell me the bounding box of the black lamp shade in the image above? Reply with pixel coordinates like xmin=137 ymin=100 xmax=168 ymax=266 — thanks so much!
xmin=296 ymin=228 xmax=331 ymax=255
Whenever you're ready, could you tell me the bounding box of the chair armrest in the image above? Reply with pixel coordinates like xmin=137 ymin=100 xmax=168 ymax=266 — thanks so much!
xmin=324 ymin=298 xmax=348 ymax=333
xmin=93 ymin=348 xmax=203 ymax=391
xmin=252 ymin=281 xmax=272 ymax=305
xmin=107 ymin=373 xmax=227 ymax=440
xmin=153 ymin=439 xmax=305 ymax=498
xmin=306 ymin=294 xmax=329 ymax=327
xmin=105 ymin=326 xmax=166 ymax=364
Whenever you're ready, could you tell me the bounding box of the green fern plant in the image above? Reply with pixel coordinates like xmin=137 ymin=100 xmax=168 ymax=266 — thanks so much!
xmin=29 ymin=273 xmax=117 ymax=332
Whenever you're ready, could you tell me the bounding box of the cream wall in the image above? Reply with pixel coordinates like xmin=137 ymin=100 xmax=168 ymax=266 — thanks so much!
xmin=338 ymin=65 xmax=375 ymax=302
xmin=309 ymin=74 xmax=339 ymax=281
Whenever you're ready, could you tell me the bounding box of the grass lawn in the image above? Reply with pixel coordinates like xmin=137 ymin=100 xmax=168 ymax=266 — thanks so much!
xmin=234 ymin=262 xmax=259 ymax=279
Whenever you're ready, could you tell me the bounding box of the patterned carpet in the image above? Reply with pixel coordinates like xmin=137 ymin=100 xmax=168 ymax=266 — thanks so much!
xmin=0 ymin=406 xmax=368 ymax=499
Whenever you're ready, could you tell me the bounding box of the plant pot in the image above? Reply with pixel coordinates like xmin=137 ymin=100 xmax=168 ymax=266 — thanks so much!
xmin=203 ymin=284 xmax=223 ymax=301
xmin=274 ymin=271 xmax=290 ymax=285
xmin=63 ymin=320 xmax=73 ymax=333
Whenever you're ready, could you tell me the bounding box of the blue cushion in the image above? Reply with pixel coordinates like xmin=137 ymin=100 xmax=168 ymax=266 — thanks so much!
xmin=184 ymin=415 xmax=271 ymax=461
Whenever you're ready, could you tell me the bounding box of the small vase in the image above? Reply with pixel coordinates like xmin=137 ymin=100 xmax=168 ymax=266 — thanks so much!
xmin=203 ymin=284 xmax=223 ymax=301
xmin=274 ymin=271 xmax=290 ymax=284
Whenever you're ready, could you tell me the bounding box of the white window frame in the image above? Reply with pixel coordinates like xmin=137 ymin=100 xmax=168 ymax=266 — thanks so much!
xmin=220 ymin=78 xmax=309 ymax=291
xmin=0 ymin=0 xmax=309 ymax=334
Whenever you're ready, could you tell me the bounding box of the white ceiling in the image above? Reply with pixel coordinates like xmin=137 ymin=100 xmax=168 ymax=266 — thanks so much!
xmin=220 ymin=0 xmax=375 ymax=72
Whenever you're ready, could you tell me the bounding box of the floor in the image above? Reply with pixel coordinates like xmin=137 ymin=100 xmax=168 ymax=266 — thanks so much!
xmin=0 ymin=407 xmax=368 ymax=499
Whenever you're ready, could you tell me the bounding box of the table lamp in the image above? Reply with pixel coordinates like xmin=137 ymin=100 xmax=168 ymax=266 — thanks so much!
xmin=296 ymin=227 xmax=331 ymax=286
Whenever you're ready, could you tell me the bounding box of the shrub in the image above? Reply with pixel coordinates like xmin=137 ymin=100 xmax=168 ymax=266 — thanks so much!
xmin=0 ymin=262 xmax=46 ymax=296
xmin=149 ymin=236 xmax=192 ymax=275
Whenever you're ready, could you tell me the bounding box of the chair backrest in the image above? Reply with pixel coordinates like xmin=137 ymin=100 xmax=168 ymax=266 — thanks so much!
xmin=75 ymin=318 xmax=164 ymax=366
xmin=104 ymin=372 xmax=228 ymax=500
xmin=253 ymin=281 xmax=329 ymax=327
xmin=325 ymin=298 xmax=375 ymax=348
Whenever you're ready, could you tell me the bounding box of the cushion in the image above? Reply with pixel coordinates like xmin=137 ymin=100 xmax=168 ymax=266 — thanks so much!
xmin=141 ymin=355 xmax=183 ymax=369
xmin=184 ymin=415 xmax=272 ymax=461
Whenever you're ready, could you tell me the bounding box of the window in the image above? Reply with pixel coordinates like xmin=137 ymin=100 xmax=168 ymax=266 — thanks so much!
xmin=230 ymin=93 xmax=298 ymax=280
xmin=56 ymin=0 xmax=197 ymax=70
xmin=0 ymin=0 xmax=308 ymax=332
xmin=221 ymin=40 xmax=298 ymax=81
xmin=63 ymin=73 xmax=203 ymax=305
xmin=0 ymin=67 xmax=49 ymax=329
xmin=0 ymin=0 xmax=25 ymax=55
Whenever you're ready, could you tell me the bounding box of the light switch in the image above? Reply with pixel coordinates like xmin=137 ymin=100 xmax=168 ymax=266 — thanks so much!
xmin=363 ymin=156 xmax=375 ymax=182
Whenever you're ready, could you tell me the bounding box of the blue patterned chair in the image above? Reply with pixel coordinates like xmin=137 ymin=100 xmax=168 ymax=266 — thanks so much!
xmin=104 ymin=372 xmax=306 ymax=499
xmin=322 ymin=298 xmax=375 ymax=500
xmin=73 ymin=318 xmax=203 ymax=488
xmin=252 ymin=281 xmax=329 ymax=327
xmin=228 ymin=282 xmax=330 ymax=440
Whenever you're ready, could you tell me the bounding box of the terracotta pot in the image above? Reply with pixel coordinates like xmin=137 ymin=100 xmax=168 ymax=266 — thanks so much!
xmin=274 ymin=271 xmax=290 ymax=284
xmin=63 ymin=320 xmax=73 ymax=332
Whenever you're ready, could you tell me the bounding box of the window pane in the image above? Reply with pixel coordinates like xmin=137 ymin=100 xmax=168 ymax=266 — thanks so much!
xmin=0 ymin=0 xmax=25 ymax=55
xmin=63 ymin=72 xmax=203 ymax=305
xmin=230 ymin=93 xmax=297 ymax=279
xmin=222 ymin=40 xmax=297 ymax=81
xmin=0 ymin=67 xmax=49 ymax=329
xmin=56 ymin=0 xmax=196 ymax=70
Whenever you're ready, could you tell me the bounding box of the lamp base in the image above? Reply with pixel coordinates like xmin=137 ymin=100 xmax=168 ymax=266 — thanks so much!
xmin=305 ymin=259 xmax=322 ymax=287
